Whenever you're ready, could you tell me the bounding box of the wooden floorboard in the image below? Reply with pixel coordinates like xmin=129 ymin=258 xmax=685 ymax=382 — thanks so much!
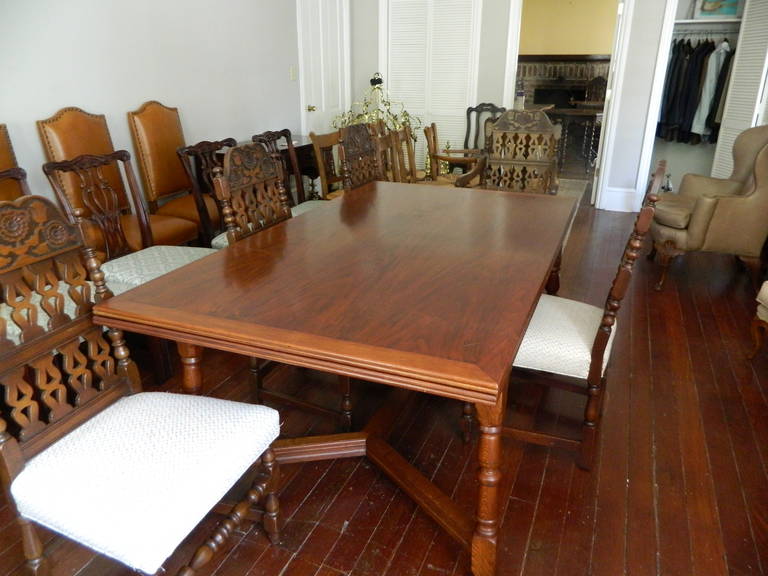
xmin=2 ymin=191 xmax=767 ymax=576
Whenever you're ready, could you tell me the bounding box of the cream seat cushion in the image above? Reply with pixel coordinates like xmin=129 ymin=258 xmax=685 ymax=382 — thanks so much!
xmin=11 ymin=392 xmax=280 ymax=575
xmin=513 ymin=294 xmax=616 ymax=380
xmin=100 ymin=245 xmax=215 ymax=287
xmin=757 ymin=281 xmax=768 ymax=322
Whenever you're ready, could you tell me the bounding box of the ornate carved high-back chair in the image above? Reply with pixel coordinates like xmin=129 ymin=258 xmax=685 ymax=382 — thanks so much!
xmin=339 ymin=123 xmax=384 ymax=192
xmin=177 ymin=137 xmax=237 ymax=243
xmin=0 ymin=195 xmax=280 ymax=575
xmin=252 ymin=129 xmax=305 ymax=207
xmin=309 ymin=129 xmax=343 ymax=199
xmin=127 ymin=101 xmax=217 ymax=239
xmin=0 ymin=124 xmax=26 ymax=200
xmin=211 ymin=142 xmax=292 ymax=249
xmin=459 ymin=109 xmax=559 ymax=194
xmin=463 ymin=102 xmax=506 ymax=151
xmin=37 ymin=107 xmax=198 ymax=249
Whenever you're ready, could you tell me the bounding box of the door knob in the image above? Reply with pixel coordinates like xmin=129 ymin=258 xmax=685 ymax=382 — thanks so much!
xmin=307 ymin=105 xmax=317 ymax=112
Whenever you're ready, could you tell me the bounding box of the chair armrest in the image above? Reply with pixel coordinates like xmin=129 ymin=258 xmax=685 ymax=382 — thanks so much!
xmin=455 ymin=156 xmax=486 ymax=188
xmin=442 ymin=148 xmax=481 ymax=156
xmin=678 ymin=173 xmax=742 ymax=199
xmin=435 ymin=154 xmax=480 ymax=167
xmin=686 ymin=194 xmax=719 ymax=249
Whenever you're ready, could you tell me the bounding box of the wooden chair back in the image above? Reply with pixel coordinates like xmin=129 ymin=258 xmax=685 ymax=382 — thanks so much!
xmin=37 ymin=107 xmax=130 ymax=215
xmin=0 ymin=167 xmax=31 ymax=199
xmin=391 ymin=125 xmax=419 ymax=183
xmin=127 ymin=100 xmax=191 ymax=210
xmin=0 ymin=194 xmax=140 ymax=465
xmin=339 ymin=123 xmax=383 ymax=191
xmin=212 ymin=143 xmax=291 ymax=245
xmin=309 ymin=129 xmax=343 ymax=198
xmin=252 ymin=129 xmax=305 ymax=206
xmin=0 ymin=125 xmax=26 ymax=201
xmin=483 ymin=109 xmax=559 ymax=193
xmin=463 ymin=102 xmax=505 ymax=150
xmin=587 ymin=163 xmax=662 ymax=383
xmin=42 ymin=151 xmax=153 ymax=260
xmin=585 ymin=76 xmax=608 ymax=102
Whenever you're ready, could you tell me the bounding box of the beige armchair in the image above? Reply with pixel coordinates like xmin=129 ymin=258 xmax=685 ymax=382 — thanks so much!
xmin=650 ymin=124 xmax=768 ymax=289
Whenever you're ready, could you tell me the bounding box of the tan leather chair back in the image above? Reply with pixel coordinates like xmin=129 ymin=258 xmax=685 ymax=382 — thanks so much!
xmin=0 ymin=124 xmax=24 ymax=200
xmin=729 ymin=124 xmax=768 ymax=186
xmin=37 ymin=107 xmax=128 ymax=215
xmin=127 ymin=101 xmax=190 ymax=210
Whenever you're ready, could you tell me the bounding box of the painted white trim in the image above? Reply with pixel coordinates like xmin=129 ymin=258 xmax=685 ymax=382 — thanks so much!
xmin=501 ymin=0 xmax=524 ymax=108
xmin=468 ymin=0 xmax=484 ymax=106
xmin=296 ymin=0 xmax=308 ymax=136
xmin=634 ymin=0 xmax=678 ymax=210
xmin=341 ymin=0 xmax=352 ymax=110
xmin=598 ymin=186 xmax=641 ymax=212
xmin=595 ymin=0 xmax=635 ymax=210
xmin=378 ymin=0 xmax=388 ymax=83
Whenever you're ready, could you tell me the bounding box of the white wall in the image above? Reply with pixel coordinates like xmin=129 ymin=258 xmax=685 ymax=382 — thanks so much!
xmin=0 ymin=0 xmax=301 ymax=199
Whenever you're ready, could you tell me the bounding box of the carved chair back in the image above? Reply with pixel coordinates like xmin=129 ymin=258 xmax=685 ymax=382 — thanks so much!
xmin=212 ymin=143 xmax=292 ymax=245
xmin=391 ymin=126 xmax=419 ymax=183
xmin=252 ymin=129 xmax=306 ymax=206
xmin=0 ymin=168 xmax=31 ymax=200
xmin=127 ymin=100 xmax=191 ymax=210
xmin=0 ymin=194 xmax=140 ymax=466
xmin=463 ymin=103 xmax=506 ymax=151
xmin=0 ymin=125 xmax=26 ymax=201
xmin=309 ymin=129 xmax=343 ymax=199
xmin=37 ymin=107 xmax=130 ymax=215
xmin=482 ymin=109 xmax=559 ymax=193
xmin=43 ymin=151 xmax=153 ymax=261
xmin=339 ymin=123 xmax=384 ymax=191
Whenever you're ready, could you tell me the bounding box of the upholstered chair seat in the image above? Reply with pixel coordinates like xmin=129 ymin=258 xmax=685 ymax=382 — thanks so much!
xmin=11 ymin=392 xmax=279 ymax=575
xmin=758 ymin=282 xmax=768 ymax=322
xmin=513 ymin=294 xmax=617 ymax=380
xmin=100 ymin=245 xmax=215 ymax=288
xmin=156 ymin=192 xmax=220 ymax=227
xmin=121 ymin=212 xmax=198 ymax=252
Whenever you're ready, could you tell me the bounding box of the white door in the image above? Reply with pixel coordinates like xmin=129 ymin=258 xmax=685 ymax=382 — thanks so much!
xmin=297 ymin=0 xmax=351 ymax=135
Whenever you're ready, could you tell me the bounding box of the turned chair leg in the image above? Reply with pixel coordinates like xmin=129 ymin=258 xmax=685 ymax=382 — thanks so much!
xmin=461 ymin=402 xmax=474 ymax=443
xmin=249 ymin=357 xmax=263 ymax=404
xmin=748 ymin=316 xmax=768 ymax=359
xmin=654 ymin=251 xmax=672 ymax=291
xmin=338 ymin=375 xmax=352 ymax=431
xmin=18 ymin=518 xmax=47 ymax=575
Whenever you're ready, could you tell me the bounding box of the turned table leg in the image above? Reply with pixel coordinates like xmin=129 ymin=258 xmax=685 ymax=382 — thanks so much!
xmin=472 ymin=401 xmax=503 ymax=576
xmin=177 ymin=342 xmax=204 ymax=395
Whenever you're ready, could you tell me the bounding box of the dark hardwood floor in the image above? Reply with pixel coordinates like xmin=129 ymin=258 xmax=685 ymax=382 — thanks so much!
xmin=1 ymin=199 xmax=766 ymax=576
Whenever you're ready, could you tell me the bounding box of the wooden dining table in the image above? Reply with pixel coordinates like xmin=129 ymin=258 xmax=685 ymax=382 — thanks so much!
xmin=92 ymin=181 xmax=577 ymax=576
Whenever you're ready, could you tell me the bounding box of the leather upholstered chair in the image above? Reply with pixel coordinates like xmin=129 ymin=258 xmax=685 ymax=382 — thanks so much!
xmin=0 ymin=124 xmax=26 ymax=200
xmin=0 ymin=194 xmax=280 ymax=576
xmin=749 ymin=281 xmax=768 ymax=358
xmin=456 ymin=109 xmax=560 ymax=194
xmin=252 ymin=129 xmax=326 ymax=217
xmin=212 ymin=143 xmax=353 ymax=430
xmin=37 ymin=107 xmax=198 ymax=248
xmin=478 ymin=173 xmax=659 ymax=470
xmin=42 ymin=150 xmax=215 ymax=293
xmin=339 ymin=123 xmax=386 ymax=192
xmin=309 ymin=129 xmax=344 ymax=199
xmin=649 ymin=124 xmax=768 ymax=290
xmin=128 ymin=101 xmax=220 ymax=241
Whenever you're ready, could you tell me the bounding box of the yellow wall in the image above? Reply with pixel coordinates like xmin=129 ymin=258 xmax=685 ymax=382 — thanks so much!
xmin=519 ymin=0 xmax=617 ymax=55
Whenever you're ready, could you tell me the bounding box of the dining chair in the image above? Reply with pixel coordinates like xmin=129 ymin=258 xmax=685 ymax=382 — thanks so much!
xmin=128 ymin=101 xmax=219 ymax=242
xmin=252 ymin=129 xmax=326 ymax=217
xmin=309 ymin=129 xmax=344 ymax=199
xmin=0 ymin=124 xmax=26 ymax=200
xmin=338 ymin=123 xmax=385 ymax=192
xmin=0 ymin=167 xmax=31 ymax=199
xmin=423 ymin=123 xmax=480 ymax=185
xmin=177 ymin=137 xmax=237 ymax=244
xmin=0 ymin=194 xmax=280 ymax=575
xmin=391 ymin=125 xmax=424 ymax=183
xmin=37 ymin=107 xmax=198 ymax=248
xmin=212 ymin=142 xmax=353 ymax=430
xmin=467 ymin=165 xmax=661 ymax=470
xmin=748 ymin=281 xmax=768 ymax=358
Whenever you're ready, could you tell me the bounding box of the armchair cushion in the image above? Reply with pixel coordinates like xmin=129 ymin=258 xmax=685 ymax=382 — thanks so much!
xmin=101 ymin=245 xmax=215 ymax=288
xmin=11 ymin=392 xmax=279 ymax=574
xmin=654 ymin=193 xmax=696 ymax=229
xmin=513 ymin=294 xmax=616 ymax=380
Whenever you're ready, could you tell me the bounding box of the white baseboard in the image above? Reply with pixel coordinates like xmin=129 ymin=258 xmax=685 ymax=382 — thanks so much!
xmin=596 ymin=186 xmax=643 ymax=212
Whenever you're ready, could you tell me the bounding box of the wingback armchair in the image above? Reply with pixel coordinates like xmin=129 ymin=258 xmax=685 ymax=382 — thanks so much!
xmin=650 ymin=124 xmax=768 ymax=289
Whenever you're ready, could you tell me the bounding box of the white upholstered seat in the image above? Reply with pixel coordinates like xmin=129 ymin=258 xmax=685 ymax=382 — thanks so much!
xmin=513 ymin=294 xmax=616 ymax=380
xmin=100 ymin=245 xmax=215 ymax=287
xmin=11 ymin=392 xmax=280 ymax=575
xmin=757 ymin=281 xmax=768 ymax=322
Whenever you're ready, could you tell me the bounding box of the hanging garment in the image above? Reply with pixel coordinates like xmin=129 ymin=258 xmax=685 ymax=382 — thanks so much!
xmin=692 ymin=40 xmax=731 ymax=137
xmin=678 ymin=40 xmax=715 ymax=143
xmin=706 ymin=48 xmax=735 ymax=141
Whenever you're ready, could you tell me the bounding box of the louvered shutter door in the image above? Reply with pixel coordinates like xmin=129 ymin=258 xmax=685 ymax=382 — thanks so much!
xmin=385 ymin=0 xmax=480 ymax=166
xmin=711 ymin=0 xmax=768 ymax=178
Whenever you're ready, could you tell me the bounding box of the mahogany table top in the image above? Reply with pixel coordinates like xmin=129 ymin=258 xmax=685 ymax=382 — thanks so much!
xmin=93 ymin=182 xmax=576 ymax=405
